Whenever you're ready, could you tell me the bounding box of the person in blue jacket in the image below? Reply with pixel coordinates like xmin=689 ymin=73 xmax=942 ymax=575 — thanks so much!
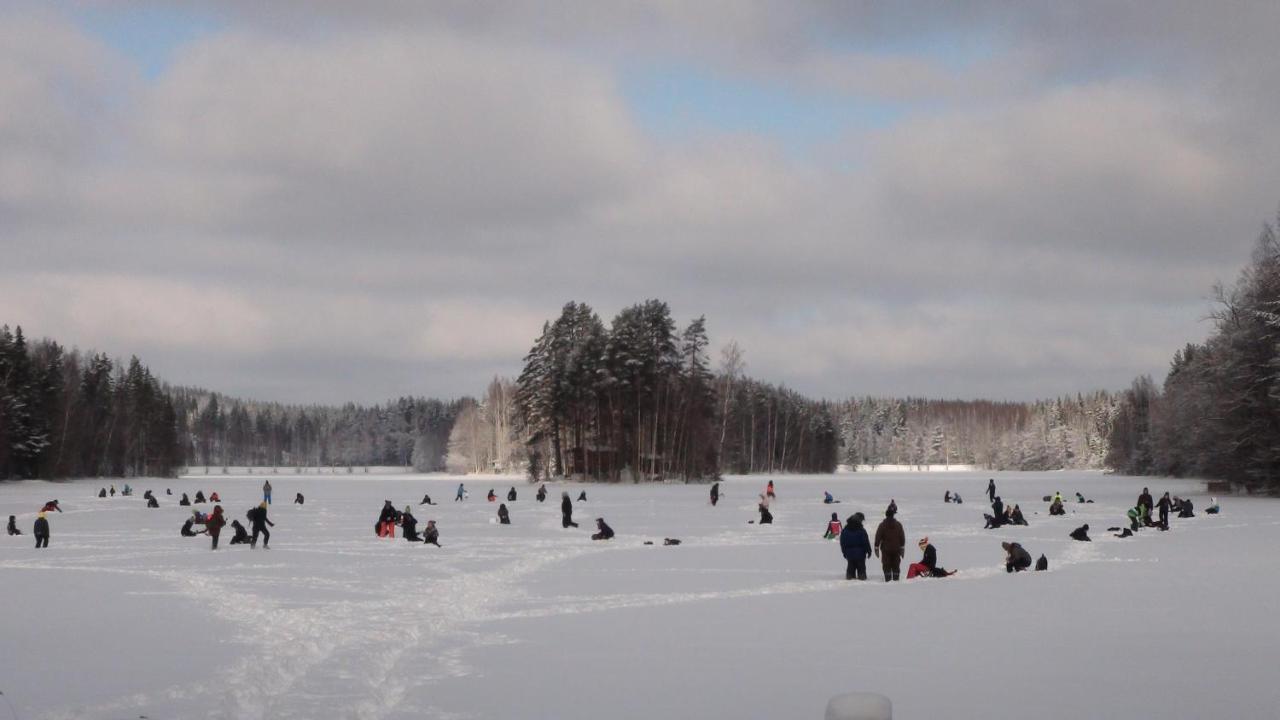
xmin=839 ymin=512 xmax=872 ymax=581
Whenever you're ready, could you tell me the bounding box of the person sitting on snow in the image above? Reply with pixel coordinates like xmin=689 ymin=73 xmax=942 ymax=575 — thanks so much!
xmin=953 ymin=492 xmax=962 ymax=504
xmin=295 ymin=493 xmax=305 ymax=505
xmin=592 ymin=518 xmax=615 ymax=541
xmin=577 ymin=490 xmax=587 ymax=502
xmin=497 ymin=503 xmax=510 ymax=525
xmin=1003 ymin=542 xmax=1032 ymax=573
xmin=507 ymin=487 xmax=517 ymax=502
xmin=181 ymin=517 xmax=205 ymax=537
xmin=823 ymin=512 xmax=842 ymax=539
xmin=1205 ymin=497 xmax=1221 ymax=515
xmin=1011 ymin=505 xmax=1028 ymax=526
xmin=1048 ymin=497 xmax=1066 ymax=516
xmin=486 ymin=489 xmax=497 ymax=502
xmin=210 ymin=492 xmax=221 ymax=503
xmin=121 ymin=484 xmax=132 ymax=496
xmin=419 ymin=493 xmax=433 ymax=506
xmin=423 ymin=520 xmax=441 ymax=547
xmin=1177 ymin=497 xmax=1195 ymax=518
xmin=7 ymin=515 xmax=21 ymax=536
xmin=944 ymin=490 xmax=952 ymax=503
xmin=98 ymin=488 xmax=107 ymax=498
xmin=824 ymin=491 xmax=836 ymax=504
xmin=757 ymin=494 xmax=773 ymax=524
xmin=536 ymin=484 xmax=547 ymax=503
xmin=147 ymin=494 xmax=160 ymax=508
xmin=179 ymin=493 xmax=191 ymax=506
xmin=193 ymin=490 xmax=206 ymax=504
xmin=909 ymin=537 xmax=955 ymax=578
xmin=1070 ymin=524 xmax=1091 ymax=542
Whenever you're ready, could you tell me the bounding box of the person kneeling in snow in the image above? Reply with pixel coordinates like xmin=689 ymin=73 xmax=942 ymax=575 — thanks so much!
xmin=592 ymin=518 xmax=614 ymax=540
xmin=1070 ymin=524 xmax=1091 ymax=542
xmin=181 ymin=516 xmax=205 ymax=537
xmin=908 ymin=537 xmax=956 ymax=578
xmin=1003 ymin=542 xmax=1032 ymax=573
xmin=824 ymin=491 xmax=837 ymax=504
xmin=229 ymin=520 xmax=252 ymax=545
xmin=823 ymin=512 xmax=842 ymax=539
xmin=497 ymin=503 xmax=510 ymax=525
xmin=8 ymin=515 xmax=22 ymax=536
xmin=757 ymin=494 xmax=774 ymax=524
xmin=401 ymin=507 xmax=421 ymax=540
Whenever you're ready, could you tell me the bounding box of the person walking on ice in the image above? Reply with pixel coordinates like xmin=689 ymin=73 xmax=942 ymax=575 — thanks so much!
xmin=262 ymin=480 xmax=272 ymax=505
xmin=987 ymin=478 xmax=996 ymax=503
xmin=248 ymin=502 xmax=274 ymax=549
xmin=874 ymin=506 xmax=905 ymax=582
xmin=710 ymin=482 xmax=720 ymax=506
xmin=839 ymin=512 xmax=871 ymax=580
xmin=455 ymin=483 xmax=466 ymax=502
xmin=206 ymin=505 xmax=227 ymax=550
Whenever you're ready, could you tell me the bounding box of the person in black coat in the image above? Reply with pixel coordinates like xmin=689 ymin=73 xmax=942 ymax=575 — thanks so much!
xmin=507 ymin=487 xmax=517 ymax=502
xmin=423 ymin=520 xmax=441 ymax=547
xmin=577 ymin=490 xmax=587 ymax=502
xmin=295 ymin=493 xmax=305 ymax=505
xmin=1070 ymin=524 xmax=1091 ymax=542
xmin=1157 ymin=492 xmax=1172 ymax=529
xmin=710 ymin=482 xmax=720 ymax=506
xmin=536 ymin=485 xmax=547 ymax=503
xmin=1011 ymin=505 xmax=1028 ymax=526
xmin=1138 ymin=488 xmax=1154 ymax=515
xmin=419 ymin=493 xmax=434 ymax=505
xmin=1003 ymin=542 xmax=1032 ymax=573
xmin=33 ymin=513 xmax=50 ymax=548
xmin=918 ymin=538 xmax=955 ymax=577
xmin=987 ymin=478 xmax=996 ymax=502
xmin=1178 ymin=498 xmax=1195 ymax=518
xmin=181 ymin=515 xmax=205 ymax=537
xmin=194 ymin=491 xmax=206 ymax=504
xmin=8 ymin=515 xmax=22 ymax=536
xmin=401 ymin=507 xmax=421 ymax=541
xmin=229 ymin=520 xmax=252 ymax=545
xmin=992 ymin=496 xmax=1005 ymax=522
xmin=497 ymin=503 xmax=510 ymax=525
xmin=592 ymin=518 xmax=614 ymax=540
xmin=561 ymin=493 xmax=579 ymax=528
xmin=179 ymin=493 xmax=191 ymax=506
xmin=757 ymin=494 xmax=773 ymax=524
xmin=839 ymin=513 xmax=871 ymax=580
xmin=248 ymin=503 xmax=274 ymax=549
xmin=98 ymin=488 xmax=107 ymax=498
xmin=376 ymin=500 xmax=399 ymax=537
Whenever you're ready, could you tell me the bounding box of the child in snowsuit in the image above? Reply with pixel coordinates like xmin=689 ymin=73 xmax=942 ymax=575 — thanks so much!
xmin=561 ymin=493 xmax=579 ymax=528
xmin=823 ymin=512 xmax=842 ymax=539
xmin=98 ymin=488 xmax=107 ymax=498
xmin=33 ymin=513 xmax=50 ymax=548
xmin=423 ymin=520 xmax=441 ymax=547
xmin=839 ymin=513 xmax=871 ymax=580
xmin=909 ymin=538 xmax=955 ymax=578
xmin=592 ymin=518 xmax=614 ymax=540
xmin=874 ymin=508 xmax=905 ymax=582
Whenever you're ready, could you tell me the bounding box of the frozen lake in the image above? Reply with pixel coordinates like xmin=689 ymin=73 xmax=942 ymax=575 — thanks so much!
xmin=1 ymin=471 xmax=1276 ymax=719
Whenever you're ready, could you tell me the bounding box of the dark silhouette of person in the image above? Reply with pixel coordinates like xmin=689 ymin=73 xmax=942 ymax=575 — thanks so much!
xmin=561 ymin=492 xmax=579 ymax=528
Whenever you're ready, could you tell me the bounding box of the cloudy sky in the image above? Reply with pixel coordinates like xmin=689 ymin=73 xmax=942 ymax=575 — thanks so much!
xmin=3 ymin=1 xmax=1278 ymax=404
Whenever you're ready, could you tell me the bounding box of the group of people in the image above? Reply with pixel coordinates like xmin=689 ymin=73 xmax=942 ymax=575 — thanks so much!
xmin=835 ymin=503 xmax=951 ymax=582
xmin=984 ymin=495 xmax=1027 ymax=528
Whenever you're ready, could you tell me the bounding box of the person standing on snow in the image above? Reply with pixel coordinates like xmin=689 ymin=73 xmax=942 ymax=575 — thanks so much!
xmin=536 ymin=484 xmax=547 ymax=503
xmin=987 ymin=478 xmax=996 ymax=503
xmin=839 ymin=512 xmax=871 ymax=580
xmin=757 ymin=493 xmax=774 ymax=524
xmin=1157 ymin=492 xmax=1172 ymax=529
xmin=33 ymin=512 xmax=50 ymax=548
xmin=710 ymin=482 xmax=720 ymax=506
xmin=248 ymin=502 xmax=274 ymax=549
xmin=262 ymin=480 xmax=272 ymax=505
xmin=206 ymin=505 xmax=227 ymax=550
xmin=592 ymin=518 xmax=614 ymax=540
xmin=874 ymin=507 xmax=905 ymax=582
xmin=455 ymin=483 xmax=466 ymax=502
xmin=561 ymin=492 xmax=579 ymax=528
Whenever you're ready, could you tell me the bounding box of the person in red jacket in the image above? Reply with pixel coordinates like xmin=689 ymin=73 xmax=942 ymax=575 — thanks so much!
xmin=206 ymin=505 xmax=227 ymax=550
xmin=823 ymin=512 xmax=842 ymax=539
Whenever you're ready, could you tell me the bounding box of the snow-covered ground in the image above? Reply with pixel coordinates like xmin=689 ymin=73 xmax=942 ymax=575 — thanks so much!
xmin=1 ymin=472 xmax=1276 ymax=720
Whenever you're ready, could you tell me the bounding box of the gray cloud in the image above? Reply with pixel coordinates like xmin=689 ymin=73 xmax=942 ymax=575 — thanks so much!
xmin=3 ymin=3 xmax=1277 ymax=403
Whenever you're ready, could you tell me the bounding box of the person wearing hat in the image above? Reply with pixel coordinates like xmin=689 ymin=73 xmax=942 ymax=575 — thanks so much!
xmin=248 ymin=501 xmax=274 ymax=549
xmin=839 ymin=512 xmax=871 ymax=580
xmin=1069 ymin=524 xmax=1091 ymax=542
xmin=823 ymin=512 xmax=842 ymax=539
xmin=423 ymin=520 xmax=442 ymax=547
xmin=874 ymin=506 xmax=905 ymax=582
xmin=206 ymin=505 xmax=227 ymax=550
xmin=910 ymin=537 xmax=955 ymax=578
xmin=33 ymin=512 xmax=50 ymax=548
xmin=401 ymin=506 xmax=421 ymax=541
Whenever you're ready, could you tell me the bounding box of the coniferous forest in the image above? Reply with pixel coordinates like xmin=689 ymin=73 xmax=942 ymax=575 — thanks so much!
xmin=4 ymin=215 xmax=1280 ymax=488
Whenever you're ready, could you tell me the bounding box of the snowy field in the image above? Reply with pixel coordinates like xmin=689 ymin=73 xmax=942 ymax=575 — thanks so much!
xmin=2 ymin=471 xmax=1277 ymax=720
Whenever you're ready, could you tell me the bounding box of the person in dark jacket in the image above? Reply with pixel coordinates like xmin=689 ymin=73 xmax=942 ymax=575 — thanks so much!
xmin=507 ymin=487 xmax=517 ymax=502
xmin=839 ymin=513 xmax=872 ymax=580
xmin=179 ymin=493 xmax=191 ymax=506
xmin=181 ymin=515 xmax=204 ymax=537
xmin=1003 ymin=541 xmax=1032 ymax=572
xmin=33 ymin=512 xmax=50 ymax=548
xmin=944 ymin=490 xmax=952 ymax=503
xmin=294 ymin=493 xmax=305 ymax=505
xmin=1178 ymin=497 xmax=1195 ymax=518
xmin=992 ymin=496 xmax=1005 ymax=522
xmin=248 ymin=502 xmax=274 ymax=549
xmin=561 ymin=492 xmax=579 ymax=528
xmin=455 ymin=483 xmax=466 ymax=502
xmin=577 ymin=490 xmax=587 ymax=502
xmin=536 ymin=484 xmax=547 ymax=503
xmin=486 ymin=488 xmax=497 ymax=502
xmin=377 ymin=500 xmax=398 ymax=538
xmin=206 ymin=505 xmax=227 ymax=550
xmin=987 ymin=478 xmax=996 ymax=502
xmin=109 ymin=485 xmax=116 ymax=497
xmin=757 ymin=494 xmax=773 ymax=524
xmin=98 ymin=488 xmax=107 ymax=498
xmin=194 ymin=490 xmax=206 ymax=504
xmin=915 ymin=537 xmax=955 ymax=577
xmin=592 ymin=518 xmax=615 ymax=540
xmin=147 ymin=494 xmax=160 ymax=508
xmin=874 ymin=508 xmax=906 ymax=582
xmin=710 ymin=482 xmax=720 ymax=506
xmin=1157 ymin=492 xmax=1172 ymax=529
xmin=401 ymin=507 xmax=421 ymax=541
xmin=497 ymin=503 xmax=510 ymax=525
xmin=7 ymin=515 xmax=21 ymax=535
xmin=1010 ymin=505 xmax=1028 ymax=526
xmin=1138 ymin=488 xmax=1154 ymax=515
xmin=886 ymin=498 xmax=898 ymax=515
xmin=423 ymin=520 xmax=441 ymax=547
xmin=419 ymin=493 xmax=434 ymax=505
xmin=1070 ymin=524 xmax=1091 ymax=542
xmin=229 ymin=520 xmax=251 ymax=545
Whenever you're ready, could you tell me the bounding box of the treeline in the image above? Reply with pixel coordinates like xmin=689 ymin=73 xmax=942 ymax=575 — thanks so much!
xmin=0 ymin=326 xmax=184 ymax=479
xmin=837 ymin=394 xmax=1115 ymax=471
xmin=1108 ymin=215 xmax=1280 ymax=491
xmin=173 ymin=389 xmax=465 ymax=471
